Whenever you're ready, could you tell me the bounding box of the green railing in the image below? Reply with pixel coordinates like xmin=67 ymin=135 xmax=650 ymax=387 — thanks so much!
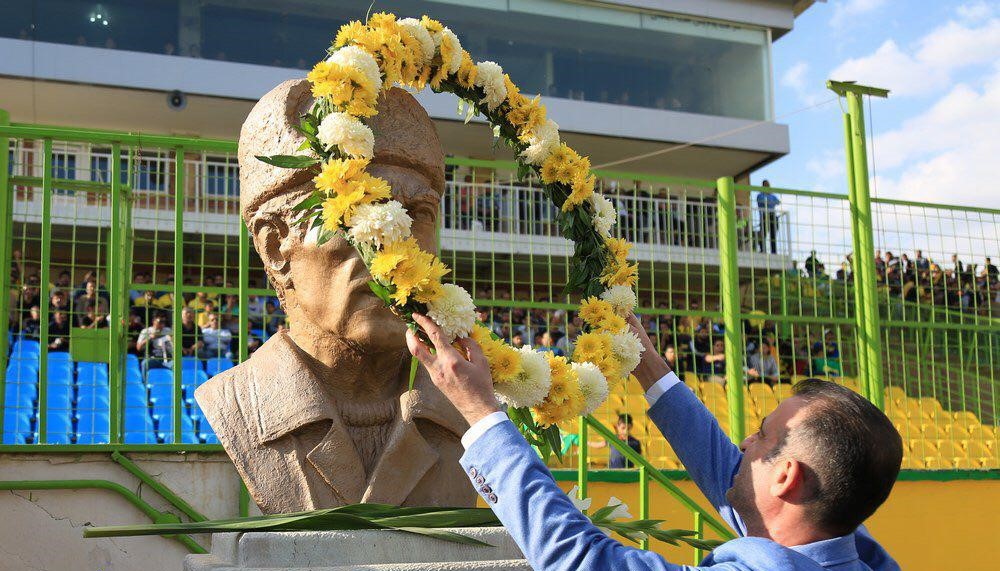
xmin=1 ymin=110 xmax=998 ymax=557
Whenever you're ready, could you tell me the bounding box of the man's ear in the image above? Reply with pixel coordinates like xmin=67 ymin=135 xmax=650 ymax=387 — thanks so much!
xmin=770 ymin=458 xmax=804 ymax=500
xmin=251 ymin=213 xmax=291 ymax=280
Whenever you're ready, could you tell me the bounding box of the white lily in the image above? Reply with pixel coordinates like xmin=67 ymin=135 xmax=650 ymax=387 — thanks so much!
xmin=605 ymin=496 xmax=633 ymax=520
xmin=566 ymin=485 xmax=592 ymax=512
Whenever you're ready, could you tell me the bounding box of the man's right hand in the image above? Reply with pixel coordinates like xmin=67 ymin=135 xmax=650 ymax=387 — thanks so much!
xmin=626 ymin=314 xmax=672 ymax=391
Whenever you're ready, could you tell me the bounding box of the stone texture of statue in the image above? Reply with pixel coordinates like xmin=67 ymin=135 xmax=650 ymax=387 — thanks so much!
xmin=195 ymin=79 xmax=476 ymax=513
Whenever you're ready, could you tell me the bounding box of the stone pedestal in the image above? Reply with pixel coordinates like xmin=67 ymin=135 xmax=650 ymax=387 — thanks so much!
xmin=184 ymin=528 xmax=531 ymax=570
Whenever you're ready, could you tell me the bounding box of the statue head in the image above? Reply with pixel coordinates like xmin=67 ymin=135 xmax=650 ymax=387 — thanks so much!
xmin=238 ymin=80 xmax=444 ymax=353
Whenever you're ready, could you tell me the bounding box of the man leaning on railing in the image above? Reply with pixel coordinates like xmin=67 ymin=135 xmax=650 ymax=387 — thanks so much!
xmin=406 ymin=312 xmax=902 ymax=570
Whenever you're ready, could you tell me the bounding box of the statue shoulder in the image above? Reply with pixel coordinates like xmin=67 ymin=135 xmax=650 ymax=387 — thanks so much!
xmin=194 ymin=362 xmax=256 ymax=427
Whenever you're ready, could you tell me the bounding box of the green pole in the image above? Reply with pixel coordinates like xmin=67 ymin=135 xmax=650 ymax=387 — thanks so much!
xmin=829 ymin=81 xmax=889 ymax=410
xmin=638 ymin=465 xmax=649 ymax=550
xmin=108 ymin=142 xmax=123 ymax=443
xmin=172 ymin=148 xmax=185 ymax=443
xmin=779 ymin=271 xmax=790 ymax=339
xmin=693 ymin=512 xmax=704 ymax=565
xmin=38 ymin=138 xmax=53 ymax=444
xmin=0 ymin=109 xmax=11 ymax=435
xmin=717 ymin=176 xmax=746 ymax=444
xmin=577 ymin=416 xmax=588 ymax=501
xmin=843 ymin=114 xmax=871 ymax=401
xmin=238 ymin=220 xmax=249 ymax=364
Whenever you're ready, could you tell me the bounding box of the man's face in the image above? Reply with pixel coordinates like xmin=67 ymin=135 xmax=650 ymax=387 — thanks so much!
xmin=282 ymin=162 xmax=440 ymax=352
xmin=86 ymin=282 xmax=96 ymax=295
xmin=726 ymin=397 xmax=810 ymax=535
xmin=182 ymin=310 xmax=194 ymax=325
xmin=615 ymin=420 xmax=631 ymax=439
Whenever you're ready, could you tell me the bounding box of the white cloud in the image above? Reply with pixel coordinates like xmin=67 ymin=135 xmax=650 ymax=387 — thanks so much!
xmin=806 ymin=149 xmax=845 ymax=182
xmin=781 ymin=61 xmax=826 ymax=106
xmin=830 ymin=0 xmax=887 ymax=29
xmin=830 ymin=17 xmax=1000 ymax=96
xmin=957 ymin=1 xmax=994 ymax=22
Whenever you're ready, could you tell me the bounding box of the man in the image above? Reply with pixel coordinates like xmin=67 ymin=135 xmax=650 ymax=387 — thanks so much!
xmin=200 ymin=312 xmax=233 ymax=360
xmin=756 ymin=181 xmax=780 ymax=254
xmin=406 ymin=312 xmax=901 ymax=570
xmin=536 ymin=330 xmax=564 ymax=356
xmin=913 ymin=250 xmax=929 ymax=272
xmin=136 ymin=313 xmax=172 ymax=369
xmin=590 ymin=413 xmax=642 ymax=469
xmin=179 ymin=307 xmax=204 ymax=356
xmin=747 ymin=340 xmax=779 ymax=386
xmin=48 ymin=311 xmax=71 ymax=352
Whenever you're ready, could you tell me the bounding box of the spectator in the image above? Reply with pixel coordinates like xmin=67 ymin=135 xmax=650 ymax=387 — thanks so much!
xmin=663 ymin=345 xmax=682 ymax=372
xmin=137 ymin=313 xmax=172 ymax=369
xmin=129 ymin=272 xmax=147 ymax=303
xmin=20 ymin=306 xmax=41 ymax=339
xmin=756 ymin=180 xmax=780 ymax=254
xmin=54 ymin=270 xmax=72 ymax=290
xmin=125 ymin=311 xmax=145 ymax=356
xmin=178 ymin=307 xmax=204 ymax=357
xmin=535 ymin=331 xmax=564 ymax=356
xmin=200 ymin=313 xmax=233 ymax=360
xmin=556 ymin=315 xmax=582 ymax=356
xmin=188 ymin=290 xmax=212 ymax=312
xmin=264 ymin=300 xmax=286 ymax=334
xmin=49 ymin=289 xmax=71 ymax=314
xmin=747 ymin=340 xmax=779 ymax=386
xmin=246 ymin=294 xmax=265 ymax=328
xmin=197 ymin=300 xmax=217 ymax=328
xmin=804 ymin=250 xmax=825 ymax=279
xmin=74 ymin=279 xmax=107 ymax=320
xmin=48 ymin=311 xmax=71 ymax=352
xmin=700 ymin=338 xmax=726 ymax=383
xmin=951 ymin=254 xmax=964 ymax=277
xmin=78 ymin=302 xmax=109 ymax=329
xmin=511 ymin=331 xmax=526 ymax=349
xmin=9 ymin=248 xmax=24 ymax=284
xmin=981 ymin=257 xmax=998 ymax=286
xmin=19 ymin=275 xmax=41 ymax=318
xmin=914 ymin=250 xmax=930 ymax=272
xmin=589 ymin=413 xmax=642 ymax=469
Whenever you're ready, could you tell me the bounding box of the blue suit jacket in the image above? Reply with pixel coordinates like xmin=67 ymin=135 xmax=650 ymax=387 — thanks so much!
xmin=459 ymin=382 xmax=900 ymax=570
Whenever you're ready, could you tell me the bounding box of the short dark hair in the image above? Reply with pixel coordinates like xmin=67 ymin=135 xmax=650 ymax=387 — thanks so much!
xmin=617 ymin=413 xmax=633 ymax=426
xmin=777 ymin=379 xmax=902 ymax=536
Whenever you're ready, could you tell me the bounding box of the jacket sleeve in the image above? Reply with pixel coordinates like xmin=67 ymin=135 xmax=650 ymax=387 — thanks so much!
xmin=854 ymin=525 xmax=900 ymax=571
xmin=646 ymin=383 xmax=746 ymax=536
xmin=460 ymin=420 xmax=701 ymax=571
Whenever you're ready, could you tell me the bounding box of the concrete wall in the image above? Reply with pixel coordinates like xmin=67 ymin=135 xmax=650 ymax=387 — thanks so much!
xmin=1 ymin=453 xmax=992 ymax=571
xmin=0 ymin=452 xmax=258 ymax=571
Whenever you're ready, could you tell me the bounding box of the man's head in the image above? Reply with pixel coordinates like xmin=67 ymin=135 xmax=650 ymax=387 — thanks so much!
xmin=239 ymin=80 xmax=444 ymax=353
xmin=712 ymin=339 xmax=724 ymax=354
xmin=761 ymin=340 xmax=772 ymax=356
xmin=85 ymin=280 xmax=96 ymax=296
xmin=206 ymin=313 xmax=219 ymax=329
xmin=511 ymin=332 xmax=524 ymax=348
xmin=52 ymin=311 xmax=67 ymax=325
xmin=762 ymin=180 xmax=770 ymax=188
xmin=726 ymin=379 xmax=902 ymax=541
xmin=152 ymin=314 xmax=167 ymax=330
xmin=615 ymin=413 xmax=633 ymax=439
xmin=663 ymin=345 xmax=676 ymax=363
xmin=181 ymin=307 xmax=195 ymax=326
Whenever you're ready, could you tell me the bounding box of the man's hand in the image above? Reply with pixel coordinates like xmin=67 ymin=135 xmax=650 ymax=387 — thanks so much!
xmin=626 ymin=314 xmax=672 ymax=391
xmin=406 ymin=313 xmax=502 ymax=426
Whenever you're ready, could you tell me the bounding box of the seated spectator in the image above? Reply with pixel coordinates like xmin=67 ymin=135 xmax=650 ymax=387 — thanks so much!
xmin=49 ymin=289 xmax=71 ymax=314
xmin=589 ymin=413 xmax=642 ymax=469
xmin=200 ymin=313 xmax=233 ymax=360
xmin=54 ymin=270 xmax=72 ymax=290
xmin=178 ymin=307 xmax=203 ymax=357
xmin=20 ymin=306 xmax=41 ymax=339
xmin=804 ymin=250 xmax=825 ymax=278
xmin=74 ymin=279 xmax=108 ymax=319
xmin=197 ymin=300 xmax=217 ymax=328
xmin=264 ymin=300 xmax=286 ymax=334
xmin=129 ymin=271 xmax=147 ymax=303
xmin=125 ymin=311 xmax=145 ymax=356
xmin=663 ymin=345 xmax=682 ymax=372
xmin=78 ymin=302 xmax=109 ymax=329
xmin=699 ymin=338 xmax=726 ymax=383
xmin=19 ymin=275 xmax=41 ymax=318
xmin=535 ymin=331 xmax=564 ymax=356
xmin=246 ymin=294 xmax=265 ymax=328
xmin=747 ymin=340 xmax=779 ymax=386
xmin=914 ymin=249 xmax=930 ymax=272
xmin=137 ymin=313 xmax=172 ymax=369
xmin=188 ymin=290 xmax=212 ymax=312
xmin=556 ymin=316 xmax=582 ymax=355
xmin=510 ymin=331 xmax=526 ymax=349
xmin=48 ymin=311 xmax=71 ymax=352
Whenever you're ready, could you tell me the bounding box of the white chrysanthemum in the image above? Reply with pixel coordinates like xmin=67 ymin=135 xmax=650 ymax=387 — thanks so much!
xmin=317 ymin=112 xmax=374 ymax=159
xmin=346 ymin=200 xmax=413 ymax=248
xmin=520 ymin=119 xmax=560 ymax=165
xmin=566 ymin=485 xmax=592 ymax=512
xmin=425 ymin=283 xmax=477 ymax=342
xmin=600 ymin=285 xmax=637 ymax=317
xmin=495 ymin=347 xmax=551 ymax=408
xmin=474 ymin=61 xmax=507 ymax=111
xmin=573 ymin=362 xmax=609 ymax=415
xmin=439 ymin=28 xmax=463 ymax=73
xmin=327 ymin=45 xmax=382 ymax=93
xmin=398 ymin=18 xmax=435 ymax=65
xmin=610 ymin=331 xmax=644 ymax=375
xmin=589 ymin=194 xmax=617 ymax=238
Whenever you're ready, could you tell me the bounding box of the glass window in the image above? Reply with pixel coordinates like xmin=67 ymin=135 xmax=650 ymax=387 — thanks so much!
xmin=3 ymin=0 xmax=772 ymax=120
xmin=205 ymin=159 xmax=239 ymax=196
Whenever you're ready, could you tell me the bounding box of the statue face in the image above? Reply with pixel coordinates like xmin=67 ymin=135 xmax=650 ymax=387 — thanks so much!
xmin=284 ymin=162 xmax=441 ymax=351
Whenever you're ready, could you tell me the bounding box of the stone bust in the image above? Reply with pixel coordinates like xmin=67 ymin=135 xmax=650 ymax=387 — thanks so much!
xmin=195 ymin=79 xmax=475 ymax=513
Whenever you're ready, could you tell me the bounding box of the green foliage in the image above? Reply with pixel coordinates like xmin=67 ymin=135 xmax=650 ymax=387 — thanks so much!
xmin=255 ymin=154 xmax=320 ymax=169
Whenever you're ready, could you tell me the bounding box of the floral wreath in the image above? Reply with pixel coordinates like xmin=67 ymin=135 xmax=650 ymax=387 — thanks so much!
xmin=258 ymin=13 xmax=643 ymax=456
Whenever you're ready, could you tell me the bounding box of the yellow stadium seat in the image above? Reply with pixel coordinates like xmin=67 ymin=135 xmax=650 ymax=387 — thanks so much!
xmin=964 ymin=439 xmax=992 ymax=458
xmin=953 ymin=457 xmax=979 ymax=470
xmin=839 ymin=377 xmax=860 ymax=393
xmin=918 ymin=397 xmax=945 ymax=418
xmin=919 ymin=423 xmax=947 ymax=440
xmin=902 ymin=398 xmax=930 ymax=421
xmin=901 ymin=456 xmax=924 ymax=469
xmin=655 ymin=456 xmax=681 ymax=470
xmin=748 ymin=383 xmax=774 ymax=403
xmin=922 ymin=457 xmax=951 ymax=470
xmin=684 ymin=371 xmax=701 ymax=387
xmin=952 ymin=410 xmax=980 ymax=428
xmin=893 ymin=421 xmax=921 ymax=439
xmin=936 ymin=440 xmax=968 ymax=464
xmin=884 ymin=386 xmax=907 ymax=406
xmin=773 ymin=384 xmax=793 ymax=401
xmin=945 ymin=423 xmax=971 ymax=439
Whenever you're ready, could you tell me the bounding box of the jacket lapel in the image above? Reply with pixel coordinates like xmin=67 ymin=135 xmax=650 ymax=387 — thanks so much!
xmin=306 ymin=417 xmax=366 ymax=505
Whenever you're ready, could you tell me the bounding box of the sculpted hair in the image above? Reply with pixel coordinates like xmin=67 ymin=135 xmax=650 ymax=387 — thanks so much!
xmin=783 ymin=379 xmax=903 ymax=536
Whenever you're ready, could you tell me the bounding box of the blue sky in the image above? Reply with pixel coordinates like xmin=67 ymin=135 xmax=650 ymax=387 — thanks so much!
xmin=758 ymin=0 xmax=998 ymax=211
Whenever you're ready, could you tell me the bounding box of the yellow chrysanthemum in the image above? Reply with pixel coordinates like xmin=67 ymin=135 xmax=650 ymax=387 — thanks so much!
xmin=507 ymin=95 xmax=547 ymax=139
xmin=533 ymin=376 xmax=584 ymax=427
xmin=601 ymin=260 xmax=639 ymax=288
xmin=489 ymin=346 xmax=523 ymax=382
xmin=369 ymin=237 xmax=450 ymax=305
xmin=594 ymin=313 xmax=627 ymax=334
xmin=313 ymin=158 xmax=369 ymax=194
xmin=540 ymin=143 xmax=581 ymax=185
xmin=306 ymin=61 xmax=378 ymax=117
xmin=572 ymin=331 xmax=612 ymax=363
xmin=562 ymin=173 xmax=595 ymax=212
xmin=596 ymin=355 xmax=622 ymax=382
xmin=420 ymin=15 xmax=443 ymax=35
xmin=321 ymin=189 xmax=365 ymax=230
xmin=605 ymin=237 xmax=631 ymax=262
xmin=334 ymin=21 xmax=370 ymax=48
xmin=578 ymin=297 xmax=613 ymax=326
xmin=455 ymin=51 xmax=478 ymax=89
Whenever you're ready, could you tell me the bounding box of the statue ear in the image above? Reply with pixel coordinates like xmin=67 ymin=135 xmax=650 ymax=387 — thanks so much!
xmin=252 ymin=213 xmax=291 ymax=279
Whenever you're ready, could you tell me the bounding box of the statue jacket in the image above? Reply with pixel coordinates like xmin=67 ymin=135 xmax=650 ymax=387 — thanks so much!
xmin=195 ymin=331 xmax=475 ymax=513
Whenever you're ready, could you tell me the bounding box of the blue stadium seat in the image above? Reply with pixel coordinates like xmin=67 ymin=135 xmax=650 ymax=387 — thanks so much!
xmin=47 ymin=352 xmax=72 ymax=363
xmin=147 ymin=369 xmax=174 ymax=385
xmin=3 ymin=408 xmax=33 ymax=444
xmin=149 ymin=383 xmax=174 ymax=410
xmin=4 ymin=383 xmax=37 ymax=408
xmin=77 ymin=383 xmax=110 ymax=410
xmin=250 ymin=328 xmax=266 ymax=342
xmin=205 ymin=357 xmax=235 ymax=377
xmin=76 ymin=362 xmax=110 ymax=384
xmin=45 ymin=385 xmax=74 ymax=410
xmin=124 ymin=409 xmax=156 ymax=444
xmin=45 ymin=411 xmax=74 ymax=444
xmin=124 ymin=384 xmax=148 ymax=408
xmin=125 ymin=354 xmax=140 ymax=369
xmin=181 ymin=357 xmax=204 ymax=372
xmin=4 ymin=364 xmax=38 ymax=386
xmin=11 ymin=339 xmax=40 ymax=357
xmin=158 ymin=413 xmax=199 ymax=444
xmin=76 ymin=411 xmax=110 ymax=444
xmin=126 ymin=366 xmax=143 ymax=385
xmin=46 ymin=368 xmax=75 ymax=388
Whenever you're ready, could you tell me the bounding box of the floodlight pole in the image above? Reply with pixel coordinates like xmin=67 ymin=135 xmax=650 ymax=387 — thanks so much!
xmin=828 ymin=80 xmax=889 ymax=410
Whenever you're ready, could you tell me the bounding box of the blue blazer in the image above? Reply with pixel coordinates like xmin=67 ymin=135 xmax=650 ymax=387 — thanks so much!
xmin=459 ymin=382 xmax=900 ymax=570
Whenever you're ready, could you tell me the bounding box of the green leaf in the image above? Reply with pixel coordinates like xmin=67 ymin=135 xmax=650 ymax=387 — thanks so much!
xmin=393 ymin=527 xmax=492 ymax=547
xmin=368 ymin=281 xmax=393 ymax=305
xmin=292 ymin=193 xmax=323 ymax=212
xmin=255 ymin=154 xmax=320 ymax=169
